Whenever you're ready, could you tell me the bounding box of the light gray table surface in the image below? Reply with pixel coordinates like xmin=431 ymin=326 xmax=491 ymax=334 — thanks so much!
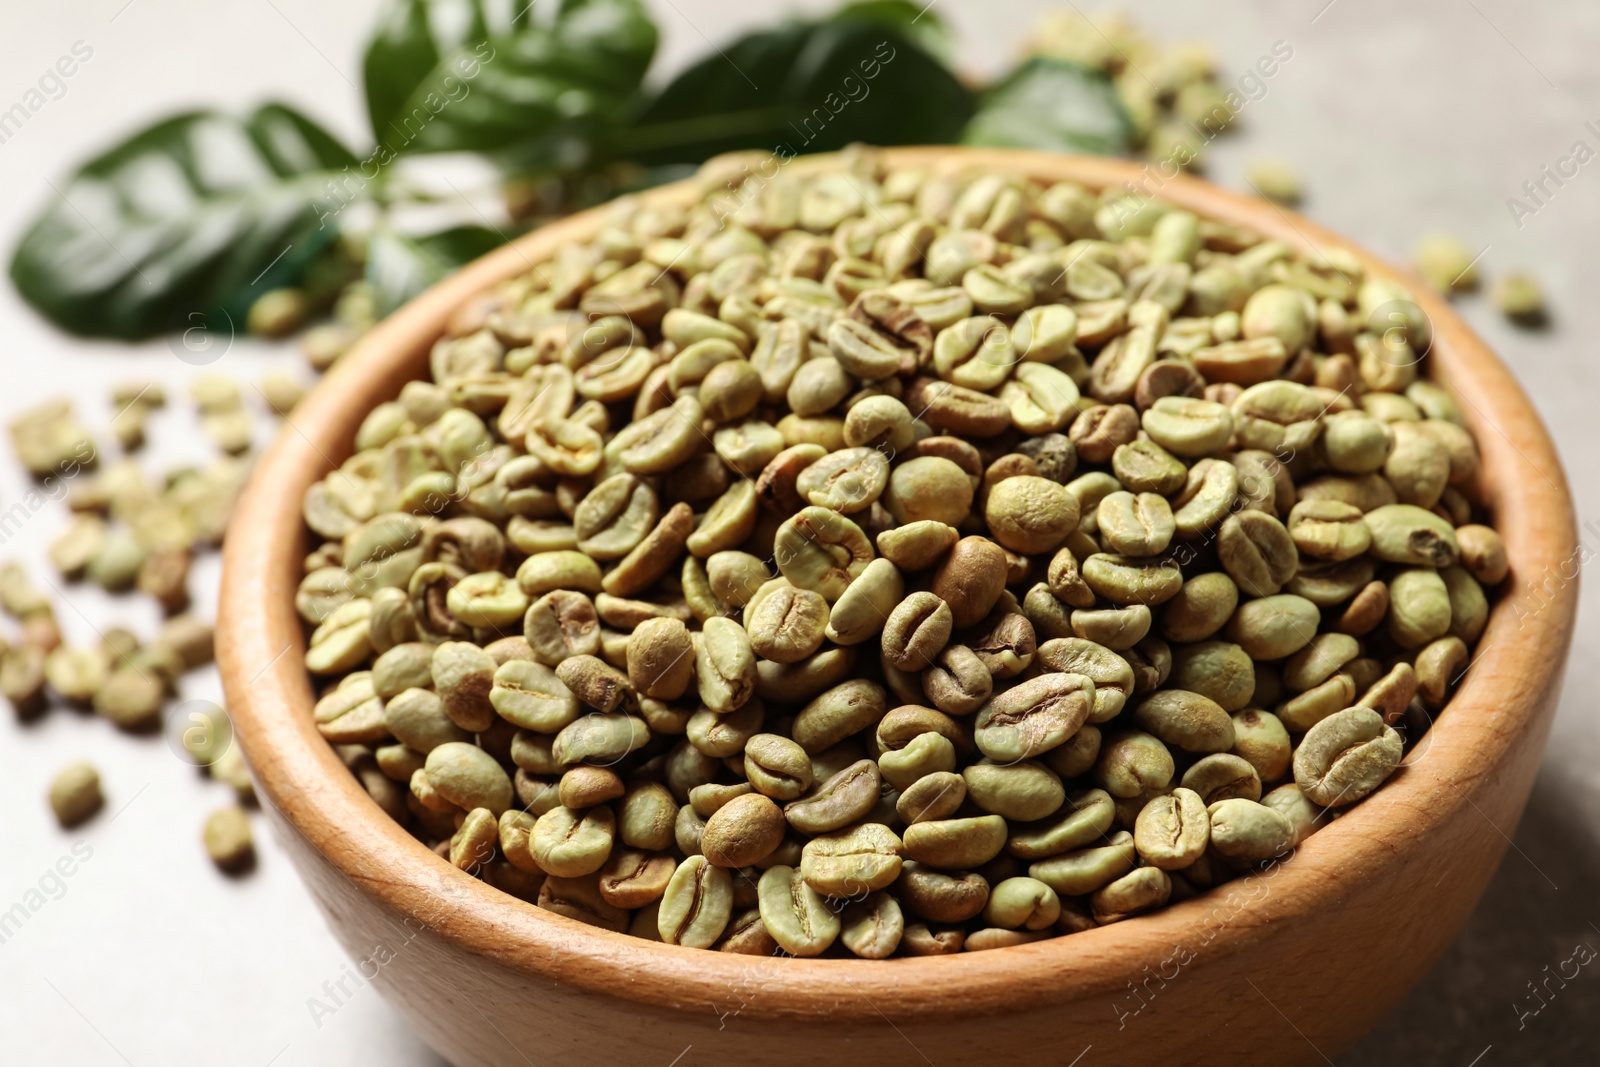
xmin=0 ymin=1 xmax=1595 ymax=1063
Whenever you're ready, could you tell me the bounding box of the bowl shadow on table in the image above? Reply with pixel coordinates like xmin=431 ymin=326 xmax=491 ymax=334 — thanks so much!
xmin=1350 ymin=765 xmax=1600 ymax=1064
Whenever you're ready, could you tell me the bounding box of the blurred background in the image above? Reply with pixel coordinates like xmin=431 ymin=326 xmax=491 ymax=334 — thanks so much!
xmin=0 ymin=1 xmax=1595 ymax=1063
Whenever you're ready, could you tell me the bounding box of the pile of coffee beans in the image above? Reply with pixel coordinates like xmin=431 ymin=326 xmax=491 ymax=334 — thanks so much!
xmin=298 ymin=148 xmax=1505 ymax=956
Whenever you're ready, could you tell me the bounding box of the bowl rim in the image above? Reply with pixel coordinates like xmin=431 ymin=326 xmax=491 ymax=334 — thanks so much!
xmin=219 ymin=146 xmax=1577 ymax=1022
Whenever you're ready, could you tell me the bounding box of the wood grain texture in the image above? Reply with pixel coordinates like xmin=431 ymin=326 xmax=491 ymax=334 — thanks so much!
xmin=218 ymin=148 xmax=1578 ymax=1067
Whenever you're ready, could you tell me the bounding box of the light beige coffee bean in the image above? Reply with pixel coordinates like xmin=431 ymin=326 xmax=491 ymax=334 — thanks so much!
xmin=876 ymin=520 xmax=959 ymax=572
xmin=1167 ymin=641 xmax=1256 ymax=712
xmin=1364 ymin=504 xmax=1460 ymax=566
xmin=627 ymin=618 xmax=694 ymax=700
xmin=895 ymin=771 xmax=967 ymax=825
xmin=413 ymin=734 xmax=509 ymax=813
xmin=882 ymin=591 xmax=953 ymax=672
xmin=1001 ymin=788 xmax=1115 ymax=865
xmin=1231 ymin=709 xmax=1293 ymax=782
xmin=658 ymin=855 xmax=733 ymax=948
xmin=1207 ymin=797 xmax=1295 ymax=863
xmin=1218 ymin=510 xmax=1298 ymax=597
xmin=801 ymin=822 xmax=904 ymax=895
xmin=1081 ymin=554 xmax=1185 ymax=606
xmin=883 ymin=456 xmax=975 ymax=527
xmin=840 ymin=891 xmax=904 ymax=958
xmin=489 ymin=660 xmax=580 ymax=733
xmin=695 ymin=616 xmax=757 ymax=714
xmin=984 ymin=476 xmax=1078 ymax=555
xmin=1387 ymin=567 xmax=1452 ymax=650
xmin=203 ymin=807 xmax=255 ymax=872
xmin=1142 ymin=396 xmax=1234 ymax=457
xmin=785 ymin=759 xmax=882 ymax=834
xmin=962 ymin=760 xmax=1065 ymax=822
xmin=1097 ymin=491 xmax=1175 ymax=557
xmin=743 ymin=733 xmax=813 ymax=801
xmin=1225 ymin=594 xmax=1320 ymax=660
xmin=984 ymin=876 xmax=1061 ymax=930
xmin=758 ymin=864 xmax=841 ymax=956
xmin=825 ymin=558 xmax=905 ymax=646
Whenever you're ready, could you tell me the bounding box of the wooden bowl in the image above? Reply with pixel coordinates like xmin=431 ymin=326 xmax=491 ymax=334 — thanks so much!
xmin=219 ymin=148 xmax=1578 ymax=1067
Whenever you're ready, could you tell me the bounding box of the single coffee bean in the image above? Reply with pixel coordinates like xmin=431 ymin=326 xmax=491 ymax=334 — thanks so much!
xmin=1133 ymin=689 xmax=1236 ymax=753
xmin=1090 ymin=865 xmax=1172 ymax=923
xmin=973 ymin=672 xmax=1094 ymax=761
xmin=840 ymin=891 xmax=904 ymax=958
xmin=203 ymin=806 xmax=255 ymax=872
xmin=1133 ymin=788 xmax=1209 ymax=869
xmin=758 ymin=864 xmax=841 ymax=956
xmin=48 ymin=761 xmax=104 ymax=828
xmin=1207 ymin=798 xmax=1295 ymax=864
xmin=1293 ymin=707 xmax=1405 ymax=807
xmin=658 ymin=855 xmax=733 ymax=948
xmin=801 ymin=822 xmax=905 ymax=896
xmin=701 ymin=793 xmax=786 ymax=868
xmin=985 ymin=876 xmax=1061 ymax=930
xmin=902 ymin=814 xmax=1008 ymax=870
xmin=1029 ymin=831 xmax=1137 ymax=896
xmin=894 ymin=861 xmax=991 ymax=923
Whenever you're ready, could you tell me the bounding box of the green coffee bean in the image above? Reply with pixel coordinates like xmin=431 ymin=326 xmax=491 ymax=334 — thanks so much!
xmin=1090 ymin=865 xmax=1171 ymax=923
xmin=1093 ymin=731 xmax=1175 ymax=798
xmin=658 ymin=855 xmax=733 ymax=948
xmin=1293 ymin=707 xmax=1405 ymax=807
xmin=801 ymin=822 xmax=904 ymax=896
xmin=962 ymin=760 xmax=1065 ymax=822
xmin=203 ymin=806 xmax=255 ymax=872
xmin=902 ymin=815 xmax=1007 ymax=870
xmin=1029 ymin=831 xmax=1137 ymax=896
xmin=974 ymin=672 xmax=1095 ymax=761
xmin=1133 ymin=689 xmax=1236 ymax=753
xmin=758 ymin=864 xmax=841 ymax=956
xmin=840 ymin=891 xmax=904 ymax=958
xmin=1133 ymin=787 xmax=1209 ymax=869
xmin=984 ymin=876 xmax=1061 ymax=930
xmin=1004 ymin=787 xmax=1116 ymax=860
xmin=48 ymin=762 xmax=104 ymax=827
xmin=1207 ymin=798 xmax=1295 ymax=863
xmin=425 ymin=742 xmax=513 ymax=815
xmin=291 ymin=152 xmax=1504 ymax=952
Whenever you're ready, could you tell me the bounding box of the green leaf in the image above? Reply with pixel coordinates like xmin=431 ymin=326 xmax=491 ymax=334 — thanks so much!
xmin=627 ymin=15 xmax=974 ymax=166
xmin=831 ymin=0 xmax=955 ymax=65
xmin=9 ymin=104 xmax=360 ymax=340
xmin=363 ymin=0 xmax=445 ymax=148
xmin=365 ymin=224 xmax=505 ymax=316
xmin=962 ymin=56 xmax=1132 ymax=155
xmin=364 ymin=0 xmax=658 ymax=160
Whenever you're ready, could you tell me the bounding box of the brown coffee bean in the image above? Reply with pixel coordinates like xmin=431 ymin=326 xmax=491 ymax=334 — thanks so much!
xmin=882 ymin=592 xmax=953 ymax=672
xmin=930 ymin=535 xmax=1007 ymax=629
